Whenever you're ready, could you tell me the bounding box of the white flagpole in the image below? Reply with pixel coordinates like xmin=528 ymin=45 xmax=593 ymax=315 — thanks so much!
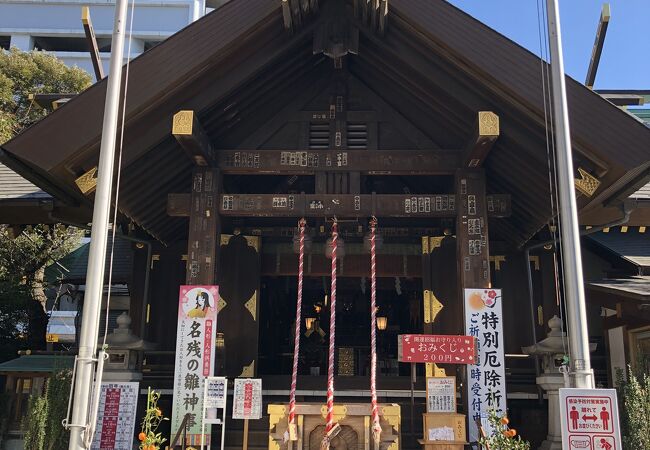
xmin=545 ymin=0 xmax=594 ymax=389
xmin=67 ymin=0 xmax=129 ymax=447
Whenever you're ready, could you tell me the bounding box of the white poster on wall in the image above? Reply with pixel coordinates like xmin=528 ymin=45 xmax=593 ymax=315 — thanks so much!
xmin=464 ymin=288 xmax=506 ymax=442
xmin=426 ymin=376 xmax=456 ymax=413
xmin=171 ymin=285 xmax=219 ymax=446
xmin=232 ymin=378 xmax=263 ymax=420
xmin=91 ymin=382 xmax=139 ymax=450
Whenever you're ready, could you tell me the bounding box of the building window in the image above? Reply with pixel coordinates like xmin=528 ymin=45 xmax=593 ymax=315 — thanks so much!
xmin=0 ymin=36 xmax=10 ymax=50
xmin=33 ymin=36 xmax=111 ymax=52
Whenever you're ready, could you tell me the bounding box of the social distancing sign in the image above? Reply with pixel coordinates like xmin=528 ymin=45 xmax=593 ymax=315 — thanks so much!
xmin=559 ymin=388 xmax=621 ymax=450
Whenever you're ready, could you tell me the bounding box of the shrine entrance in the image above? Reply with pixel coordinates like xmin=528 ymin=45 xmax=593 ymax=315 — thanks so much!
xmin=259 ymin=275 xmax=424 ymax=378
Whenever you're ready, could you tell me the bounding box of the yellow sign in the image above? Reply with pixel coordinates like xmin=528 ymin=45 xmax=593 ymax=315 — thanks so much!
xmin=46 ymin=334 xmax=59 ymax=343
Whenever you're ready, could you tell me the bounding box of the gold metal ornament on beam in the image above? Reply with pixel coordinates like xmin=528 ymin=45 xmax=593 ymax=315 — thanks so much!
xmin=172 ymin=110 xmax=194 ymax=135
xmin=574 ymin=167 xmax=601 ymax=197
xmin=478 ymin=111 xmax=500 ymax=136
xmin=75 ymin=166 xmax=98 ymax=195
xmin=239 ymin=360 xmax=255 ymax=377
xmin=423 ymin=290 xmax=444 ymax=324
xmin=244 ymin=292 xmax=257 ymax=321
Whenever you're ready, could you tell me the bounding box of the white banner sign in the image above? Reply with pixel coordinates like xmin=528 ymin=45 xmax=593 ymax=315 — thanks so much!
xmin=91 ymin=382 xmax=139 ymax=450
xmin=426 ymin=376 xmax=456 ymax=413
xmin=232 ymin=378 xmax=262 ymax=420
xmin=559 ymin=388 xmax=621 ymax=450
xmin=464 ymin=288 xmax=506 ymax=442
xmin=205 ymin=377 xmax=228 ymax=409
xmin=171 ymin=285 xmax=219 ymax=445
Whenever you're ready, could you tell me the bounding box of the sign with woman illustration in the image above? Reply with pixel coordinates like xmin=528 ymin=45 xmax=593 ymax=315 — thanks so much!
xmin=172 ymin=285 xmax=219 ymax=446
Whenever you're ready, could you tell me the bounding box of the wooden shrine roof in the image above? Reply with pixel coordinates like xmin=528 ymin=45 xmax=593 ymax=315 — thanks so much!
xmin=1 ymin=0 xmax=649 ymax=246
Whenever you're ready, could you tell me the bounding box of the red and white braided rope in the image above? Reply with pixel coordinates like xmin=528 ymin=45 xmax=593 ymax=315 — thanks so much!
xmin=325 ymin=221 xmax=338 ymax=438
xmin=288 ymin=218 xmax=306 ymax=436
xmin=369 ymin=217 xmax=382 ymax=444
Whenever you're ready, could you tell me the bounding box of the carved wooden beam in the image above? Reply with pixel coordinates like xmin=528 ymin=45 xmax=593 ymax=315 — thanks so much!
xmin=378 ymin=0 xmax=388 ymax=36
xmin=216 ymin=149 xmax=460 ymax=175
xmin=282 ymin=0 xmax=293 ymax=31
xmin=81 ymin=6 xmax=104 ymax=80
xmin=172 ymin=110 xmax=217 ymax=166
xmin=585 ymin=3 xmax=610 ymax=89
xmin=167 ymin=193 xmax=511 ymax=218
xmin=462 ymin=111 xmax=499 ymax=168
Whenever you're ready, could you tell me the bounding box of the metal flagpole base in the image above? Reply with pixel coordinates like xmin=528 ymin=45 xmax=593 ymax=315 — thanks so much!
xmin=570 ymin=369 xmax=595 ymax=389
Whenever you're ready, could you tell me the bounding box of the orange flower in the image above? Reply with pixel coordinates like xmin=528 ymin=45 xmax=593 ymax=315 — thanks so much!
xmin=500 ymin=417 xmax=509 ymax=425
xmin=147 ymin=445 xmax=156 ymax=450
xmin=155 ymin=408 xmax=162 ymax=417
xmin=509 ymin=429 xmax=517 ymax=437
xmin=138 ymin=432 xmax=146 ymax=442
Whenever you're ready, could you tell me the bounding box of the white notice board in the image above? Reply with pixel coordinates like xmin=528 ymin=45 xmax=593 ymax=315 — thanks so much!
xmin=232 ymin=378 xmax=262 ymax=420
xmin=202 ymin=377 xmax=228 ymax=450
xmin=426 ymin=376 xmax=456 ymax=413
xmin=559 ymin=388 xmax=622 ymax=450
xmin=91 ymin=382 xmax=139 ymax=450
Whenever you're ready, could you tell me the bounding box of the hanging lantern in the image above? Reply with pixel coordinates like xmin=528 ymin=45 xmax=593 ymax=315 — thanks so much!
xmin=305 ymin=317 xmax=316 ymax=331
xmin=325 ymin=236 xmax=345 ymax=258
xmin=292 ymin=229 xmax=313 ymax=254
xmin=363 ymin=228 xmax=384 ymax=252
xmin=376 ymin=316 xmax=388 ymax=331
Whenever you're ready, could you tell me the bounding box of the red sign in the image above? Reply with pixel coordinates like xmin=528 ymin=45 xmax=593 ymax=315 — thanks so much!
xmin=99 ymin=388 xmax=121 ymax=450
xmin=398 ymin=334 xmax=477 ymax=364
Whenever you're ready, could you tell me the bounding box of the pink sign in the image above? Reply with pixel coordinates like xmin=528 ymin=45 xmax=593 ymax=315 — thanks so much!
xmin=171 ymin=285 xmax=219 ymax=444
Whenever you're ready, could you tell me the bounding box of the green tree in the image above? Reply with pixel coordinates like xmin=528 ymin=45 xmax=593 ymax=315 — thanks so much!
xmin=0 ymin=47 xmax=91 ymax=144
xmin=0 ymin=49 xmax=90 ymax=354
xmin=0 ymin=225 xmax=83 ymax=355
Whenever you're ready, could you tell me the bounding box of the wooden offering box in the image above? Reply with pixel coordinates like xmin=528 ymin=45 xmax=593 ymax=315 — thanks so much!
xmin=419 ymin=413 xmax=467 ymax=450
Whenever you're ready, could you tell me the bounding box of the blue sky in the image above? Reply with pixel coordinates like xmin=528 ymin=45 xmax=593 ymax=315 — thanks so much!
xmin=447 ymin=0 xmax=649 ymax=91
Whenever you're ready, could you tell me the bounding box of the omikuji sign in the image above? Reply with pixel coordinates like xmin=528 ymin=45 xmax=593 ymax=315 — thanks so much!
xmin=397 ymin=334 xmax=477 ymax=364
xmin=464 ymin=288 xmax=506 ymax=443
xmin=171 ymin=285 xmax=219 ymax=445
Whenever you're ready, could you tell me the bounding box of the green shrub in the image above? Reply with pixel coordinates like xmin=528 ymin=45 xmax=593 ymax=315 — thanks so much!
xmin=616 ymin=362 xmax=650 ymax=450
xmin=22 ymin=370 xmax=71 ymax=450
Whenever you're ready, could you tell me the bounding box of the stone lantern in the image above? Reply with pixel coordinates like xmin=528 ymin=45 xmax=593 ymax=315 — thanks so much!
xmin=100 ymin=312 xmax=156 ymax=382
xmin=522 ymin=316 xmax=596 ymax=450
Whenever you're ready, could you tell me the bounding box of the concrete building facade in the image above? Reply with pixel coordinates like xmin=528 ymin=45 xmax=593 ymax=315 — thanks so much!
xmin=0 ymin=0 xmax=226 ymax=80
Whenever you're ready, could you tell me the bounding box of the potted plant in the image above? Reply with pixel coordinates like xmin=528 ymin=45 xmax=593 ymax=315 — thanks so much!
xmin=479 ymin=409 xmax=530 ymax=450
xmin=138 ymin=388 xmax=168 ymax=450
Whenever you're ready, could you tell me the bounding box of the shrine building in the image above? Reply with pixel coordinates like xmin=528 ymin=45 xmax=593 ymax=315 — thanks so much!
xmin=1 ymin=0 xmax=649 ymax=448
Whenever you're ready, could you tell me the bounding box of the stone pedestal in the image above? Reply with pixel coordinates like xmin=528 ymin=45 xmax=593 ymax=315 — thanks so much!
xmin=536 ymin=373 xmax=564 ymax=450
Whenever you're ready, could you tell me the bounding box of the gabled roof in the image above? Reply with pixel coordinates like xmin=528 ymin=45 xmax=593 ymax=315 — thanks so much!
xmin=587 ymin=230 xmax=650 ymax=270
xmin=0 ymin=355 xmax=74 ymax=373
xmin=45 ymin=236 xmax=134 ymax=284
xmin=0 ymin=162 xmax=50 ymax=200
xmin=1 ymin=0 xmax=649 ymax=246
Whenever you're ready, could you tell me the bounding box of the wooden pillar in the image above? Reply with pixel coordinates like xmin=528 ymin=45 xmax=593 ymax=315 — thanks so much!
xmin=186 ymin=167 xmax=221 ymax=285
xmin=456 ymin=168 xmax=491 ymax=290
xmin=455 ymin=168 xmax=491 ymax=414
